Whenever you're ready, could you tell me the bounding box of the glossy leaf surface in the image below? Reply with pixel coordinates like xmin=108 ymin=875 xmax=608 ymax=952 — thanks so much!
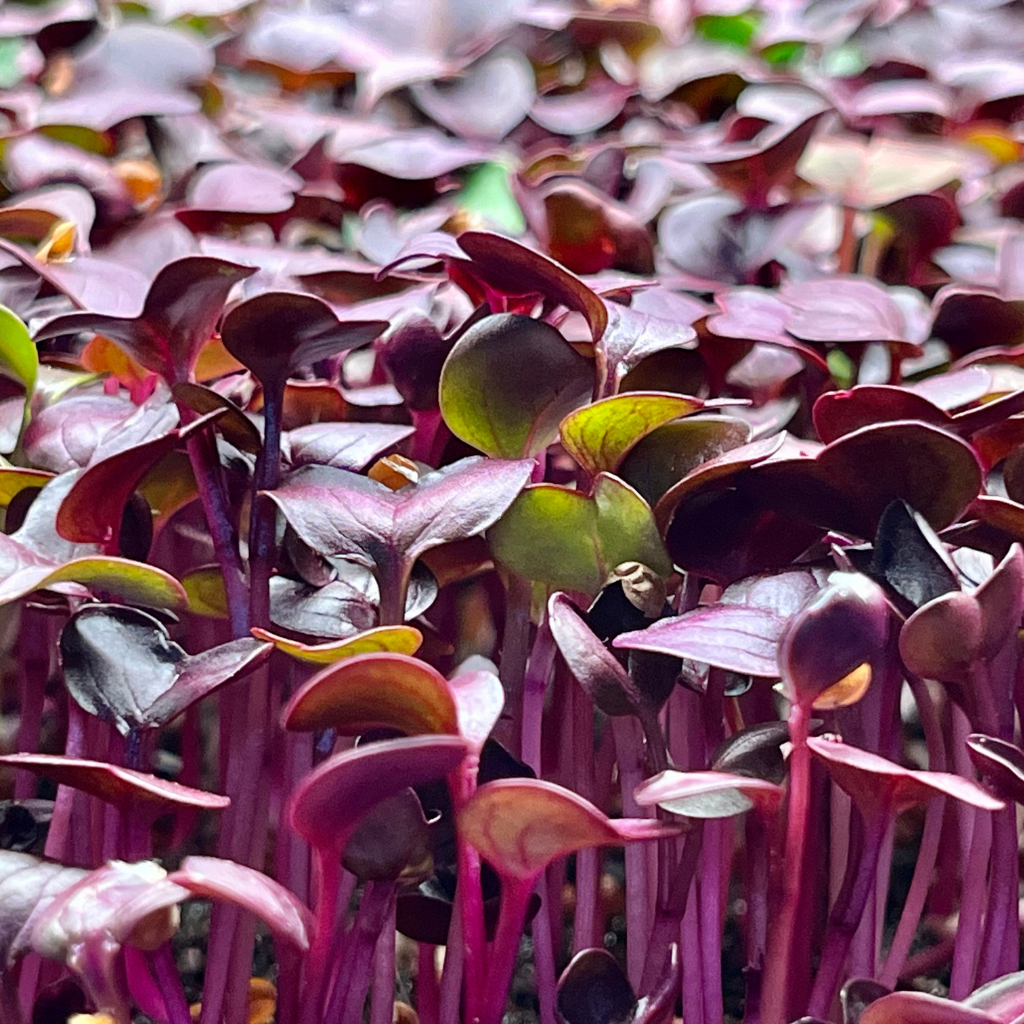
xmin=439 ymin=313 xmax=593 ymax=459
xmin=458 ymin=778 xmax=675 ymax=881
xmin=490 ymin=474 xmax=671 ymax=596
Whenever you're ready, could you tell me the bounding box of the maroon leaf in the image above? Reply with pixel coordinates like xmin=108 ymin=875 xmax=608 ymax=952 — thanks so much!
xmin=288 ymin=735 xmax=468 ymax=854
xmin=807 ymin=735 xmax=1004 ymax=818
xmin=220 ymin=292 xmax=387 ymax=391
xmin=35 ymin=258 xmax=255 ymax=383
xmin=60 ymin=605 xmax=271 ymax=734
xmin=0 ymin=755 xmax=229 ymax=812
xmin=615 ymin=570 xmax=821 ymax=677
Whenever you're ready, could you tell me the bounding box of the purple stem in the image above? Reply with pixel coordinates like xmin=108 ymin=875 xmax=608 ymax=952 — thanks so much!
xmin=949 ymin=805 xmax=993 ymax=999
xmin=611 ymin=715 xmax=651 ymax=991
xmin=532 ymin=868 xmax=559 ymax=1024
xmin=438 ymin=899 xmax=465 ymax=1024
xmin=761 ymin=700 xmax=812 ymax=1024
xmin=880 ymin=678 xmax=945 ymax=987
xmin=481 ymin=875 xmax=534 ymax=1024
xmin=275 ymin=727 xmax=312 ymax=1024
xmin=499 ymin=573 xmax=533 ymax=753
xmin=328 ymin=881 xmax=397 ymax=1024
xmin=572 ymin=674 xmax=599 ymax=954
xmin=248 ymin=379 xmax=283 ymax=627
xmin=183 ymin=429 xmax=248 ymax=640
xmin=417 ymin=944 xmax=440 ymax=1024
xmin=370 ymin=899 xmax=397 ymax=1024
xmin=699 ymin=818 xmax=726 ymax=1024
xmin=521 ymin=615 xmax=555 ymax=776
xmin=301 ymin=848 xmax=342 ymax=1024
xmin=980 ymin=805 xmax=1020 ymax=982
xmin=44 ymin=699 xmax=87 ymax=863
xmin=743 ymin=814 xmax=769 ymax=1024
xmin=640 ymin=824 xmax=704 ymax=994
xmin=409 ymin=407 xmax=450 ymax=466
xmin=807 ymin=809 xmax=890 ymax=1018
xmin=451 ymin=761 xmax=486 ymax=1023
xmin=13 ymin=614 xmax=48 ymax=801
xmin=376 ymin=554 xmax=411 ymax=628
xmin=151 ymin=943 xmax=192 ymax=1024
xmin=682 ymin=881 xmax=704 ymax=1024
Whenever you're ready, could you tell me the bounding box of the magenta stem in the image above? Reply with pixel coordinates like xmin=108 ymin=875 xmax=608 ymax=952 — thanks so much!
xmin=699 ymin=818 xmax=726 ymax=1024
xmin=611 ymin=715 xmax=651 ymax=991
xmin=183 ymin=429 xmax=248 ymax=639
xmin=532 ymin=868 xmax=559 ymax=1024
xmin=499 ymin=573 xmax=533 ymax=752
xmin=950 ymin=804 xmax=993 ymax=999
xmin=438 ymin=899 xmax=465 ymax=1024
xmin=417 ymin=944 xmax=440 ymax=1024
xmin=521 ymin=614 xmax=555 ymax=776
xmin=376 ymin=554 xmax=411 ymax=627
xmin=481 ymin=875 xmax=533 ymax=1024
xmin=979 ymin=804 xmax=1020 ymax=982
xmin=301 ymin=848 xmax=342 ymax=1024
xmin=682 ymin=880 xmax=704 ymax=1024
xmin=761 ymin=700 xmax=812 ymax=1024
xmin=330 ymin=881 xmax=397 ymax=1024
xmin=450 ymin=759 xmax=486 ymax=1024
xmin=807 ymin=809 xmax=890 ymax=1018
xmin=44 ymin=699 xmax=87 ymax=864
xmin=150 ymin=943 xmax=191 ymax=1024
xmin=743 ymin=814 xmax=769 ymax=1024
xmin=370 ymin=898 xmax=397 ymax=1024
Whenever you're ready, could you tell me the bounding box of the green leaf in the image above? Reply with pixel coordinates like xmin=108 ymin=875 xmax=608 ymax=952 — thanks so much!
xmin=560 ymin=391 xmax=709 ymax=477
xmin=0 ymin=39 xmax=24 ymax=90
xmin=489 ymin=473 xmax=672 ymax=595
xmin=695 ymin=13 xmax=760 ymax=48
xmin=459 ymin=162 xmax=526 ymax=235
xmin=0 ymin=306 xmax=38 ymax=396
xmin=440 ymin=313 xmax=593 ymax=458
xmin=0 ymin=556 xmax=187 ymax=610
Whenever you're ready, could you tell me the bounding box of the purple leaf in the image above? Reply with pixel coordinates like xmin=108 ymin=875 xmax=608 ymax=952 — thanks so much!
xmin=458 ymin=778 xmax=676 ymax=882
xmin=614 ymin=596 xmax=801 ymax=680
xmin=288 ymin=734 xmax=469 ymax=854
xmin=285 ymin=421 xmax=414 ymax=470
xmin=0 ymin=755 xmax=229 ymax=812
xmin=281 ymin=651 xmax=458 ymax=736
xmin=267 ymin=456 xmax=532 ymax=611
xmin=456 ymin=231 xmax=609 ymax=341
xmin=860 ymin=992 xmax=999 ymax=1024
xmin=0 ymin=850 xmax=86 ymax=967
xmin=780 ymin=573 xmax=890 ymax=710
xmin=549 ymin=592 xmax=639 ymax=717
xmin=635 ymin=768 xmax=784 ymax=818
xmin=60 ymin=604 xmax=271 ymax=734
xmin=220 ymin=291 xmax=387 ymax=391
xmin=807 ymin=735 xmax=1004 ymax=817
xmin=169 ymin=856 xmax=312 ymax=951
xmin=35 ymin=257 xmax=255 ymax=383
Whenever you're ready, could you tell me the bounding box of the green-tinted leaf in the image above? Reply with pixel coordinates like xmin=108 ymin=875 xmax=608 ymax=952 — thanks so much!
xmin=182 ymin=565 xmax=229 ymax=619
xmin=440 ymin=313 xmax=593 ymax=458
xmin=253 ymin=625 xmax=423 ymax=665
xmin=617 ymin=415 xmax=751 ymax=506
xmin=489 ymin=473 xmax=671 ymax=595
xmin=0 ymin=555 xmax=187 ymax=610
xmin=458 ymin=163 xmax=526 ymax=235
xmin=0 ymin=306 xmax=38 ymax=395
xmin=0 ymin=468 xmax=53 ymax=507
xmin=695 ymin=13 xmax=759 ymax=47
xmin=560 ymin=392 xmax=708 ymax=477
